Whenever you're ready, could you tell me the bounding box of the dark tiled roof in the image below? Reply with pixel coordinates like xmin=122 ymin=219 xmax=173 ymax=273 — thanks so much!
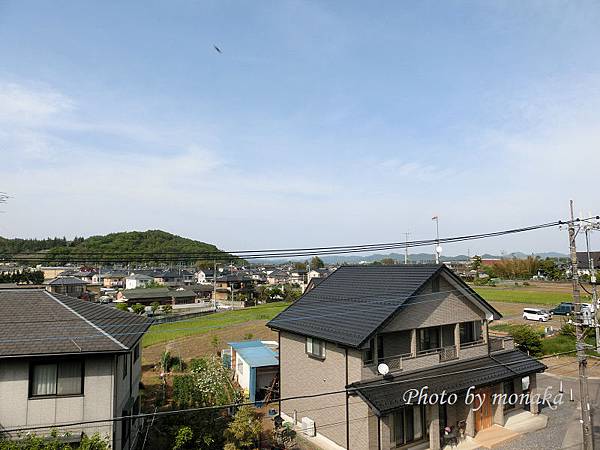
xmin=351 ymin=350 xmax=546 ymax=416
xmin=268 ymin=265 xmax=500 ymax=348
xmin=0 ymin=289 xmax=150 ymax=358
xmin=268 ymin=265 xmax=443 ymax=347
xmin=577 ymin=251 xmax=600 ymax=270
xmin=44 ymin=276 xmax=88 ymax=286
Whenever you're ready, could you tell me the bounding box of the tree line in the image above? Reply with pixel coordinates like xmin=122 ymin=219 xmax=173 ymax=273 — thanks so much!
xmin=0 ymin=269 xmax=45 ymax=284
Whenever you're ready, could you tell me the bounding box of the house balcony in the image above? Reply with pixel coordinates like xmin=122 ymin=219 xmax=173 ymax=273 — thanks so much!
xmin=489 ymin=335 xmax=515 ymax=352
xmin=362 ymin=345 xmax=459 ymax=378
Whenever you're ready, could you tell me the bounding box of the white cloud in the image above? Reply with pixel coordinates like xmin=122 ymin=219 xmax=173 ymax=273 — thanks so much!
xmin=0 ymin=82 xmax=74 ymax=124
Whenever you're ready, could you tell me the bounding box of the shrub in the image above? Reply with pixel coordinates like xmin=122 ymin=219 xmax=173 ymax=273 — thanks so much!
xmin=224 ymin=406 xmax=262 ymax=450
xmin=115 ymin=303 xmax=129 ymax=312
xmin=131 ymin=303 xmax=146 ymax=315
xmin=509 ymin=325 xmax=543 ymax=357
xmin=151 ymin=301 xmax=161 ymax=314
xmin=162 ymin=304 xmax=173 ymax=314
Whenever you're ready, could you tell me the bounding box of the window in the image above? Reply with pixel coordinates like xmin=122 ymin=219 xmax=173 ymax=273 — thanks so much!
xmin=418 ymin=327 xmax=440 ymax=352
xmin=364 ymin=339 xmax=375 ymax=365
xmin=306 ymin=337 xmax=326 ymax=359
xmin=460 ymin=321 xmax=482 ymax=344
xmin=30 ymin=360 xmax=83 ymax=397
xmin=133 ymin=344 xmax=140 ymax=363
xmin=392 ymin=405 xmax=425 ymax=447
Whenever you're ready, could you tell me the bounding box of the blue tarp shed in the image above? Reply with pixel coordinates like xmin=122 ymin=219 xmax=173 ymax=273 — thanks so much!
xmin=229 ymin=340 xmax=279 ymax=403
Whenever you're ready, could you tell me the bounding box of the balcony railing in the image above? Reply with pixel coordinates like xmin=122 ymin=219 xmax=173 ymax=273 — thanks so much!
xmin=489 ymin=336 xmax=514 ymax=352
xmin=439 ymin=345 xmax=458 ymax=362
xmin=460 ymin=339 xmax=485 ymax=349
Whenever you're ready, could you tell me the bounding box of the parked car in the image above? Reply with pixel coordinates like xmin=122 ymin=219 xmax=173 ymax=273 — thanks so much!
xmin=551 ymin=302 xmax=574 ymax=316
xmin=523 ymin=308 xmax=550 ymax=322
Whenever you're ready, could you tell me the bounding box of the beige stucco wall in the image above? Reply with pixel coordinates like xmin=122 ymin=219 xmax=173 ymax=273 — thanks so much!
xmin=0 ymin=355 xmax=115 ymax=443
xmin=279 ymin=331 xmax=375 ymax=450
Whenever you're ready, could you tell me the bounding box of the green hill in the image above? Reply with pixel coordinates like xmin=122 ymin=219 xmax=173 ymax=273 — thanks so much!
xmin=0 ymin=230 xmax=236 ymax=265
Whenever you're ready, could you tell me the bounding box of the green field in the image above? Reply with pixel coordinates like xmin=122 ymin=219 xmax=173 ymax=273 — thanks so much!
xmin=473 ymin=287 xmax=573 ymax=306
xmin=142 ymin=302 xmax=290 ymax=347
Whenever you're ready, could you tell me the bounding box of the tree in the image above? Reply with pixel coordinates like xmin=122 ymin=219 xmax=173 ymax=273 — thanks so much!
xmin=115 ymin=303 xmax=129 ymax=312
xmin=469 ymin=255 xmax=482 ymax=272
xmin=509 ymin=325 xmax=543 ymax=357
xmin=131 ymin=303 xmax=146 ymax=315
xmin=224 ymin=406 xmax=262 ymax=450
xmin=293 ymin=261 xmax=307 ymax=271
xmin=309 ymin=256 xmax=325 ymax=269
xmin=151 ymin=301 xmax=161 ymax=314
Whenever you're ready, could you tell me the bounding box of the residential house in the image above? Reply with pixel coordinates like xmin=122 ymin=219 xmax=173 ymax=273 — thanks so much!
xmin=226 ymin=340 xmax=279 ymax=403
xmin=215 ymin=273 xmax=256 ymax=302
xmin=267 ymin=265 xmax=545 ymax=450
xmin=152 ymin=269 xmax=194 ymax=286
xmin=267 ymin=269 xmax=289 ymax=285
xmin=101 ymin=270 xmax=129 ymax=289
xmin=116 ymin=287 xmax=197 ymax=306
xmin=125 ymin=273 xmax=154 ymax=290
xmin=577 ymin=251 xmax=600 ymax=276
xmin=0 ymin=289 xmax=150 ymax=450
xmin=44 ymin=276 xmax=88 ymax=298
xmin=37 ymin=266 xmax=75 ymax=281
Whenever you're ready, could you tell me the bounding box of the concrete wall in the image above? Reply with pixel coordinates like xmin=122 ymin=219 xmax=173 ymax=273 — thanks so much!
xmin=279 ymin=331 xmax=374 ymax=450
xmin=0 ymin=355 xmax=115 ymax=444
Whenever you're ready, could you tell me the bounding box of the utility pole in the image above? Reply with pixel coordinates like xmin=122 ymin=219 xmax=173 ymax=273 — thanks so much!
xmin=404 ymin=232 xmax=411 ymax=264
xmin=432 ymin=216 xmax=441 ymax=264
xmin=569 ymin=200 xmax=595 ymax=450
xmin=212 ymin=260 xmax=217 ymax=311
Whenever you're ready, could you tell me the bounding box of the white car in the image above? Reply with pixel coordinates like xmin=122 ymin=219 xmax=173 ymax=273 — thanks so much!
xmin=523 ymin=308 xmax=550 ymax=322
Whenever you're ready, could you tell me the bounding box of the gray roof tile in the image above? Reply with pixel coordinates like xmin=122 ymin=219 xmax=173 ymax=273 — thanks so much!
xmin=0 ymin=289 xmax=150 ymax=358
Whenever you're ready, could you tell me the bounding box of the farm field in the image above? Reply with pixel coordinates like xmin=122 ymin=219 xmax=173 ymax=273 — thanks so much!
xmin=473 ymin=285 xmax=576 ymax=306
xmin=142 ymin=301 xmax=290 ymax=348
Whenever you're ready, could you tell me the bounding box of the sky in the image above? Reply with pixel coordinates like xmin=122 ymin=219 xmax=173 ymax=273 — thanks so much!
xmin=1 ymin=0 xmax=600 ymax=256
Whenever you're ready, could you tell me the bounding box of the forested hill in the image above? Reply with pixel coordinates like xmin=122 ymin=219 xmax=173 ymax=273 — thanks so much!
xmin=0 ymin=230 xmax=236 ymax=264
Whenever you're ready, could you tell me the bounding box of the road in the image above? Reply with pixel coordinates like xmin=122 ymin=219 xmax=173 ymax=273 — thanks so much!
xmin=495 ymin=371 xmax=600 ymax=449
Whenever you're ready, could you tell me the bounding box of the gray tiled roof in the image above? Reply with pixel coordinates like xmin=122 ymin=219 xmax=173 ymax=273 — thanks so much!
xmin=267 ymin=264 xmax=500 ymax=348
xmin=351 ymin=349 xmax=546 ymax=416
xmin=0 ymin=289 xmax=151 ymax=358
xmin=44 ymin=276 xmax=88 ymax=286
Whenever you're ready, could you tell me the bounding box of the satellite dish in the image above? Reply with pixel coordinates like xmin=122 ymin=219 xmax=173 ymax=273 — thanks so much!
xmin=377 ymin=363 xmax=389 ymax=376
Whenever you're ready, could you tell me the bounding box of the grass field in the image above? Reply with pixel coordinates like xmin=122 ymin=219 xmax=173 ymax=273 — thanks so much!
xmin=142 ymin=301 xmax=290 ymax=347
xmin=473 ymin=287 xmax=573 ymax=305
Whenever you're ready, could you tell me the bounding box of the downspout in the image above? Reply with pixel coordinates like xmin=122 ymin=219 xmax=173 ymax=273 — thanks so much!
xmin=278 ymin=332 xmax=282 ymax=414
xmin=345 ymin=348 xmax=349 ymax=450
xmin=378 ymin=416 xmax=381 ymax=450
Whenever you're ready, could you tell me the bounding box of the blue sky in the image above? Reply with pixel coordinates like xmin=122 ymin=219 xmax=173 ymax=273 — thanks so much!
xmin=1 ymin=1 xmax=600 ymax=255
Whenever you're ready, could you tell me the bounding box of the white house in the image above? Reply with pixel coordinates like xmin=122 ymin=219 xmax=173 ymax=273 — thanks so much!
xmin=125 ymin=273 xmax=154 ymax=290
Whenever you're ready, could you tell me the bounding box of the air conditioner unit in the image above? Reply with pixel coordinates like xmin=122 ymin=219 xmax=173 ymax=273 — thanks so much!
xmin=301 ymin=417 xmax=316 ymax=437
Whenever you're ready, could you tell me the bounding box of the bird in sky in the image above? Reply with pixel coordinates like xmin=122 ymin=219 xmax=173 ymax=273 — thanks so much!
xmin=213 ymin=45 xmax=222 ymax=54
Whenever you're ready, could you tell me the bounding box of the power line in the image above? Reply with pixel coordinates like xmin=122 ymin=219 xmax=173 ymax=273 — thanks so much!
xmin=0 ymin=352 xmax=577 ymax=434
xmin=0 ymin=218 xmax=577 ymax=263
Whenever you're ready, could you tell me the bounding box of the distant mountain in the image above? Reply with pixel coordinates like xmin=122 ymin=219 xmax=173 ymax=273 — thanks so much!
xmin=253 ymin=251 xmax=568 ymax=265
xmin=0 ymin=230 xmax=236 ymax=265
